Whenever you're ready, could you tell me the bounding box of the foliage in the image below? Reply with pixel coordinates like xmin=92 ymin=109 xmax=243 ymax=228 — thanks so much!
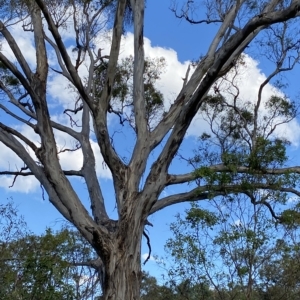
xmin=95 ymin=55 xmax=165 ymax=128
xmin=163 ymin=197 xmax=300 ymax=300
xmin=141 ymin=272 xmax=175 ymax=300
xmin=0 ymin=221 xmax=101 ymax=299
xmin=141 ymin=272 xmax=212 ymax=300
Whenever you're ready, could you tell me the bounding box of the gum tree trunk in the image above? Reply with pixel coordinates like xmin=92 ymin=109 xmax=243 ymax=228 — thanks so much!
xmin=102 ymin=237 xmax=142 ymax=300
xmin=96 ymin=212 xmax=145 ymax=300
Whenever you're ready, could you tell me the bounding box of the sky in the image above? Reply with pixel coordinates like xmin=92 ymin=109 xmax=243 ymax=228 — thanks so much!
xmin=1 ymin=0 xmax=300 ymax=280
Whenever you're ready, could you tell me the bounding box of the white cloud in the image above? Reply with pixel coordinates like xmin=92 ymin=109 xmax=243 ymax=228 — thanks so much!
xmin=0 ymin=140 xmax=40 ymax=193
xmin=49 ymin=31 xmax=190 ymax=109
xmin=141 ymin=253 xmax=157 ymax=263
xmin=1 ymin=25 xmax=36 ymax=68
xmin=1 ymin=21 xmax=300 ymax=193
xmin=233 ymin=219 xmax=242 ymax=227
xmin=119 ymin=33 xmax=190 ymax=109
xmin=47 ymin=75 xmax=78 ymax=108
xmin=287 ymin=196 xmax=300 ymax=204
xmin=0 ymin=175 xmax=39 ymax=193
xmin=0 ymin=119 xmax=112 ymax=193
xmin=187 ymin=54 xmax=300 ymax=145
xmin=91 ymin=141 xmax=112 ymax=178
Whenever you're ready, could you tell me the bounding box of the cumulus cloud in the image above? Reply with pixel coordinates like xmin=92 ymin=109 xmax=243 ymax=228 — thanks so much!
xmin=101 ymin=34 xmax=300 ymax=145
xmin=1 ymin=21 xmax=300 ymax=194
xmin=0 ymin=119 xmax=111 ymax=193
xmin=187 ymin=55 xmax=300 ymax=145
xmin=0 ymin=145 xmax=40 ymax=193
xmin=47 ymin=32 xmax=190 ymax=110
xmin=120 ymin=33 xmax=190 ymax=108
xmin=141 ymin=253 xmax=157 ymax=263
xmin=287 ymin=196 xmax=300 ymax=204
xmin=1 ymin=25 xmax=36 ymax=68
xmin=233 ymin=219 xmax=242 ymax=227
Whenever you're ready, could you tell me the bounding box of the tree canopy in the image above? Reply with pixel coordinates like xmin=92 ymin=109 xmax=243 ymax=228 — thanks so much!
xmin=162 ymin=197 xmax=300 ymax=300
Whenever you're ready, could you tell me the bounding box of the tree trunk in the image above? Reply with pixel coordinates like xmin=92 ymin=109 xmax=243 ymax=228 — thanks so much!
xmin=101 ymin=223 xmax=143 ymax=300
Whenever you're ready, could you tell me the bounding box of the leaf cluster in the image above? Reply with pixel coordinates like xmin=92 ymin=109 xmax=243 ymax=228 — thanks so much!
xmin=0 ymin=225 xmax=100 ymax=299
xmin=94 ymin=55 xmax=165 ymax=128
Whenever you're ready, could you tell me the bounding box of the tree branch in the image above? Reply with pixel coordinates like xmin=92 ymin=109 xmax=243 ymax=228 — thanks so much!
xmin=244 ymin=191 xmax=281 ymax=221
xmin=0 ymin=170 xmax=83 ymax=176
xmin=44 ymin=34 xmax=73 ymax=82
xmin=130 ymin=0 xmax=147 ymax=136
xmin=35 ymin=0 xmax=94 ymax=110
xmin=127 ymin=0 xmax=154 ymax=191
xmin=0 ymin=86 xmax=80 ymax=139
xmin=145 ymin=1 xmax=300 ymax=198
xmin=80 ymin=103 xmax=109 ymax=223
xmin=0 ymin=103 xmax=36 ymax=130
xmin=167 ymin=165 xmax=300 ymax=185
xmin=91 ymin=0 xmax=128 ymax=194
xmin=0 ymin=127 xmax=72 ymax=221
xmin=0 ymin=122 xmax=37 ymax=152
xmin=96 ymin=0 xmax=126 ymax=111
xmin=0 ymin=21 xmax=32 ymax=80
xmin=150 ymin=182 xmax=300 ymax=215
xmin=32 ymin=3 xmax=48 ymax=82
xmin=150 ymin=186 xmax=219 ymax=214
xmin=0 ymin=53 xmax=34 ymax=97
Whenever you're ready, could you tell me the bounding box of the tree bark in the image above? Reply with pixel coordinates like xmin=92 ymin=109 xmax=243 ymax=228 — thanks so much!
xmin=101 ymin=224 xmax=143 ymax=300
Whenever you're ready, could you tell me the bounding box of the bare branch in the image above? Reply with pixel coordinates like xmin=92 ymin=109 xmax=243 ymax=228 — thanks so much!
xmin=31 ymin=3 xmax=48 ymax=82
xmin=145 ymin=1 xmax=300 ymax=199
xmin=0 ymin=127 xmax=72 ymax=222
xmin=142 ymin=230 xmax=152 ymax=265
xmin=0 ymin=21 xmax=32 ymax=80
xmin=182 ymin=64 xmax=191 ymax=87
xmin=35 ymin=0 xmax=94 ymax=110
xmin=0 ymin=103 xmax=36 ymax=129
xmin=130 ymin=0 xmax=147 ymax=136
xmin=151 ymin=182 xmax=300 ymax=215
xmin=0 ymin=53 xmax=34 ymax=96
xmin=44 ymin=35 xmax=73 ymax=82
xmin=244 ymin=191 xmax=281 ymax=221
xmin=207 ymin=2 xmax=242 ymax=56
xmin=85 ymin=4 xmax=129 ymax=206
xmin=81 ymin=103 xmax=109 ymax=223
xmin=0 ymin=170 xmax=83 ymax=176
xmin=6 ymin=89 xmax=81 ymax=138
xmin=150 ymin=186 xmax=217 ymax=214
xmin=167 ymin=165 xmax=300 ymax=185
xmin=0 ymin=122 xmax=37 ymax=152
xmin=170 ymin=1 xmax=223 ymax=25
xmin=96 ymin=0 xmax=127 ymax=111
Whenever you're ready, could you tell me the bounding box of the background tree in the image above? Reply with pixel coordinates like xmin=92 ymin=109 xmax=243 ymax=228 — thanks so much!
xmin=141 ymin=272 xmax=212 ymax=300
xmin=0 ymin=199 xmax=29 ymax=299
xmin=163 ymin=195 xmax=300 ymax=300
xmin=0 ymin=0 xmax=300 ymax=299
xmin=0 ymin=225 xmax=101 ymax=299
xmin=140 ymin=272 xmax=175 ymax=300
xmin=258 ymin=234 xmax=300 ymax=299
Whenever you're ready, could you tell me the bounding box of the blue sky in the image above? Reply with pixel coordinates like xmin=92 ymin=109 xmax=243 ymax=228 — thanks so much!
xmin=1 ymin=0 xmax=300 ymax=279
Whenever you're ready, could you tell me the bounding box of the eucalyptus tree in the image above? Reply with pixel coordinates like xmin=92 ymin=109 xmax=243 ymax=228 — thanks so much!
xmin=0 ymin=226 xmax=101 ymax=299
xmin=1 ymin=0 xmax=300 ymax=299
xmin=163 ymin=197 xmax=289 ymax=300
